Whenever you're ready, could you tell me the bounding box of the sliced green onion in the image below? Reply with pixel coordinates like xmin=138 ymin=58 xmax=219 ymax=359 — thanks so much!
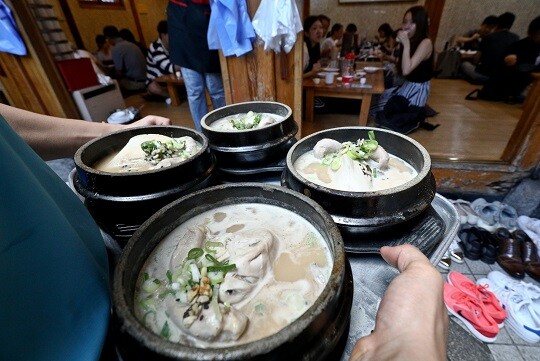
xmin=166 ymin=270 xmax=173 ymax=283
xmin=330 ymin=156 xmax=342 ymax=171
xmin=205 ymin=253 xmax=224 ymax=266
xmin=190 ymin=263 xmax=201 ymax=283
xmin=207 ymin=271 xmax=224 ymax=284
xmin=160 ymin=321 xmax=171 ymax=339
xmin=142 ymin=278 xmax=161 ymax=293
xmin=204 ymin=241 xmax=224 ymax=254
xmin=208 ymin=264 xmax=236 ymax=273
xmin=187 ymin=248 xmax=204 ymax=260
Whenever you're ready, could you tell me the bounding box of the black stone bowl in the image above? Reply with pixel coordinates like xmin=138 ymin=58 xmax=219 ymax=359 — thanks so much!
xmin=112 ymin=183 xmax=352 ymax=360
xmin=73 ymin=126 xmax=216 ymax=241
xmin=283 ymin=127 xmax=436 ymax=229
xmin=74 ymin=126 xmax=214 ymax=196
xmin=201 ymin=101 xmax=298 ymax=167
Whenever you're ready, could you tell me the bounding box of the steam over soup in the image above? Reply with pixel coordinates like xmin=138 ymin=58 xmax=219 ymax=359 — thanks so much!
xmin=134 ymin=203 xmax=332 ymax=348
xmin=294 ymin=131 xmax=417 ymax=192
xmin=209 ymin=111 xmax=283 ymax=131
xmin=93 ymin=134 xmax=202 ymax=173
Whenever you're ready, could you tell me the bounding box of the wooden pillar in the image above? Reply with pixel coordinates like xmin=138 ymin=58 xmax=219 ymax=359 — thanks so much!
xmin=218 ymin=0 xmax=304 ymax=137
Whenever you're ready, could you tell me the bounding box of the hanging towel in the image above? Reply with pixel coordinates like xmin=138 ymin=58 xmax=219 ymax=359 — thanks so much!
xmin=0 ymin=0 xmax=27 ymax=56
xmin=207 ymin=0 xmax=255 ymax=57
xmin=251 ymin=0 xmax=302 ymax=54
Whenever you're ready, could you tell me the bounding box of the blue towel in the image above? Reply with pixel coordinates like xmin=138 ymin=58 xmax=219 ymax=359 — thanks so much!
xmin=207 ymin=0 xmax=255 ymax=57
xmin=0 ymin=0 xmax=27 ymax=56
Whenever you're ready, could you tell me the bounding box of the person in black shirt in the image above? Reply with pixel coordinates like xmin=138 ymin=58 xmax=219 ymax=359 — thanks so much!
xmin=502 ymin=16 xmax=540 ymax=100
xmin=460 ymin=12 xmax=519 ymax=84
xmin=302 ymin=16 xmax=323 ymax=78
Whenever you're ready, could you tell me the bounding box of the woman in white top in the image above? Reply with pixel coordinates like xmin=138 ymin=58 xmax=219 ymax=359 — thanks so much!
xmin=320 ymin=23 xmax=344 ymax=65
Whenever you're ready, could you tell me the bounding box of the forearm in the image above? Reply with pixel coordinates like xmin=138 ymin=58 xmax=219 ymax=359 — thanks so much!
xmin=400 ymin=45 xmax=412 ymax=75
xmin=1 ymin=104 xmax=123 ymax=160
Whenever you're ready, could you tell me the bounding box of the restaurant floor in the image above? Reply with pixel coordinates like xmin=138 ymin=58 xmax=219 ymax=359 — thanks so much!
xmin=47 ymin=158 xmax=540 ymax=361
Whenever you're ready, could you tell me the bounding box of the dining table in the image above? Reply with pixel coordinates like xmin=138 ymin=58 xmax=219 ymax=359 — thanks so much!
xmin=155 ymin=73 xmax=185 ymax=106
xmin=303 ymin=62 xmax=385 ymax=126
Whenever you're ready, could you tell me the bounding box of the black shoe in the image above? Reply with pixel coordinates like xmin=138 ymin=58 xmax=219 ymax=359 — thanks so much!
xmin=478 ymin=228 xmax=497 ymax=264
xmin=458 ymin=227 xmax=482 ymax=260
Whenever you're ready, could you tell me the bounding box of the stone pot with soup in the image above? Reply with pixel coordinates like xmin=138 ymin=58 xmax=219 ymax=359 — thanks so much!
xmin=283 ymin=127 xmax=436 ymax=231
xmin=112 ymin=183 xmax=353 ymax=360
xmin=73 ymin=126 xmax=216 ymax=241
xmin=200 ymin=101 xmax=298 ymax=167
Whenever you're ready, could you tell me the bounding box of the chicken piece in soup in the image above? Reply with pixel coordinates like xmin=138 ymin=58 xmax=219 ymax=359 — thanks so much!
xmin=134 ymin=203 xmax=332 ymax=347
xmin=293 ymin=131 xmax=417 ymax=192
xmin=93 ymin=134 xmax=201 ymax=173
xmin=209 ymin=111 xmax=283 ymax=131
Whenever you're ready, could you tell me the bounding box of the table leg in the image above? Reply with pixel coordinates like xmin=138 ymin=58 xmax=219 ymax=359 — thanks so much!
xmin=167 ymin=84 xmax=181 ymax=106
xmin=305 ymin=88 xmax=315 ymax=122
xmin=359 ymin=94 xmax=372 ymax=126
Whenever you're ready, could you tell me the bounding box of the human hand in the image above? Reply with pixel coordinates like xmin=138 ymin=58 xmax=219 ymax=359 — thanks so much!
xmin=126 ymin=115 xmax=171 ymax=128
xmin=349 ymin=245 xmax=448 ymax=361
xmin=504 ymin=54 xmax=517 ymax=66
xmin=396 ymin=30 xmax=409 ymax=45
xmin=312 ymin=62 xmax=322 ymax=73
xmin=472 ymin=33 xmax=481 ymax=40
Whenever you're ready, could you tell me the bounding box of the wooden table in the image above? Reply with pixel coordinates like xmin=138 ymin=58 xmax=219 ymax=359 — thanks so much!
xmin=155 ymin=74 xmax=185 ymax=106
xmin=304 ymin=62 xmax=385 ymax=125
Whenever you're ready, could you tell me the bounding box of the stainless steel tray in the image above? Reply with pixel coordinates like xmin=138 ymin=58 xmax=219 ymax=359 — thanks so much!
xmin=339 ymin=193 xmax=459 ymax=360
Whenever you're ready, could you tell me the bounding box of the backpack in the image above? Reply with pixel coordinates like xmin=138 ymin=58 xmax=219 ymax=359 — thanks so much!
xmin=434 ymin=49 xmax=461 ymax=79
xmin=375 ymin=95 xmax=439 ymax=134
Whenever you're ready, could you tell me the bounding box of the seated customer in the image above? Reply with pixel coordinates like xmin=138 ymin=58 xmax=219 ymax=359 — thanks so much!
xmin=303 ymin=15 xmax=323 ymax=79
xmin=320 ymin=23 xmax=344 ymax=65
xmin=341 ymin=23 xmax=359 ymax=55
xmin=454 ymin=15 xmax=497 ymax=51
xmin=103 ymin=25 xmax=147 ymax=93
xmin=94 ymin=34 xmax=114 ymax=75
xmin=480 ymin=15 xmax=540 ymax=102
xmin=377 ymin=23 xmax=396 ymax=56
xmin=460 ymin=12 xmax=519 ymax=84
xmin=146 ymin=20 xmax=179 ymax=99
xmin=120 ymin=28 xmax=148 ymax=56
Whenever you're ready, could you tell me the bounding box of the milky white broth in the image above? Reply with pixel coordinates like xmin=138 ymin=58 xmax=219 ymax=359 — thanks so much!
xmin=134 ymin=203 xmax=332 ymax=348
xmin=209 ymin=112 xmax=283 ymax=131
xmin=294 ymin=149 xmax=417 ymax=192
xmin=92 ymin=134 xmax=201 ymax=173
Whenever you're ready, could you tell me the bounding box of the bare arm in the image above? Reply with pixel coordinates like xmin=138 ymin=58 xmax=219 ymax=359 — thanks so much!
xmin=397 ymin=32 xmax=433 ymax=76
xmin=0 ymin=104 xmax=170 ymax=160
xmin=455 ymin=33 xmax=480 ymax=45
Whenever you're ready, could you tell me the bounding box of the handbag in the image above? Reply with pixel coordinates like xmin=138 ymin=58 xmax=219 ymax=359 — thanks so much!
xmin=434 ymin=49 xmax=461 ymax=79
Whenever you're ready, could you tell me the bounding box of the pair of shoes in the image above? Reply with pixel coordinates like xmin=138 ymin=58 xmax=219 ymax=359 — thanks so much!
xmin=449 ymin=236 xmax=464 ymax=264
xmin=448 ymin=272 xmax=506 ymax=326
xmin=458 ymin=227 xmax=497 ymax=264
xmin=444 ymin=282 xmax=500 ymax=342
xmin=451 ymin=199 xmax=479 ymax=225
xmin=517 ymin=215 xmax=540 ymax=249
xmin=514 ymin=230 xmax=540 ymax=282
xmin=496 ymin=228 xmax=540 ymax=281
xmin=488 ymin=271 xmax=540 ymax=315
xmin=482 ymin=272 xmax=540 ymax=343
xmin=471 ymin=198 xmax=518 ymax=231
xmin=438 ymin=251 xmax=452 ymax=270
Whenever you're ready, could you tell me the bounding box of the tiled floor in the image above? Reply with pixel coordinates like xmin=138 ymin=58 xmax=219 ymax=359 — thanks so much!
xmin=437 ymin=243 xmax=540 ymax=361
